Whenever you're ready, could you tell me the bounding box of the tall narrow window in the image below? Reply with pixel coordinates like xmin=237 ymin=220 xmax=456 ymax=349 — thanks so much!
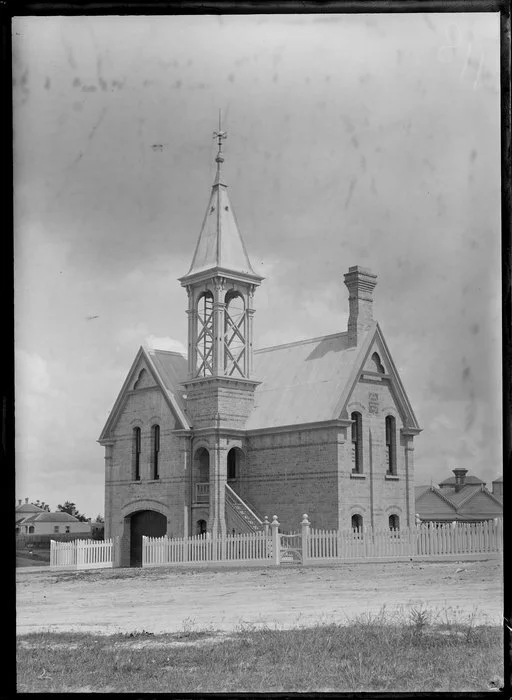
xmin=133 ymin=427 xmax=141 ymax=480
xmin=385 ymin=415 xmax=396 ymax=475
xmin=227 ymin=448 xmax=237 ymax=481
xmin=152 ymin=425 xmax=160 ymax=480
xmin=351 ymin=412 xmax=363 ymax=473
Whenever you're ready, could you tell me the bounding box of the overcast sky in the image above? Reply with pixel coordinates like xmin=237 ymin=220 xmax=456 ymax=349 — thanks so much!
xmin=13 ymin=13 xmax=501 ymax=519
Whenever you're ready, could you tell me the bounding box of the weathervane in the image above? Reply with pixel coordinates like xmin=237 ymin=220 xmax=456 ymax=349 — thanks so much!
xmin=213 ymin=109 xmax=227 ymax=163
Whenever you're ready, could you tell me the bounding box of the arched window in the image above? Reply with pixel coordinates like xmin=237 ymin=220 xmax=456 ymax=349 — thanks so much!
xmin=227 ymin=448 xmax=238 ymax=481
xmin=198 ymin=449 xmax=209 ymax=482
xmin=152 ymin=425 xmax=160 ymax=480
xmin=28 ymin=526 xmax=35 ymax=534
xmin=196 ymin=292 xmax=214 ymax=377
xmin=385 ymin=415 xmax=397 ymax=475
xmin=197 ymin=519 xmax=207 ymax=536
xmin=351 ymin=412 xmax=363 ymax=473
xmin=133 ymin=427 xmax=141 ymax=481
xmin=351 ymin=514 xmax=363 ymax=531
xmin=389 ymin=514 xmax=400 ymax=530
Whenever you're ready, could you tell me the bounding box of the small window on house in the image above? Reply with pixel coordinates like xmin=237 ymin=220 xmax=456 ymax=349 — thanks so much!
xmin=351 ymin=412 xmax=363 ymax=473
xmin=28 ymin=526 xmax=34 ymax=534
xmin=65 ymin=526 xmax=71 ymax=533
xmin=54 ymin=526 xmax=59 ymax=533
xmin=133 ymin=427 xmax=141 ymax=480
xmin=152 ymin=425 xmax=160 ymax=480
xmin=15 ymin=527 xmax=20 ymax=534
xmin=389 ymin=514 xmax=400 ymax=530
xmin=351 ymin=514 xmax=363 ymax=531
xmin=385 ymin=415 xmax=397 ymax=475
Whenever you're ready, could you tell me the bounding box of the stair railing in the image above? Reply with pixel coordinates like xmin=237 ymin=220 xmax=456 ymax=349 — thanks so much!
xmin=225 ymin=483 xmax=263 ymax=526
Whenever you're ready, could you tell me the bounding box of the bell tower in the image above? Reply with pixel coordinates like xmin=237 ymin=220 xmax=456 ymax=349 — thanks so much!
xmin=178 ymin=123 xmax=263 ymax=536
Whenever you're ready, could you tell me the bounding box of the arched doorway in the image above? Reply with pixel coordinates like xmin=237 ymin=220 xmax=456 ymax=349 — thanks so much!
xmin=196 ymin=519 xmax=207 ymax=536
xmin=129 ymin=510 xmax=167 ymax=567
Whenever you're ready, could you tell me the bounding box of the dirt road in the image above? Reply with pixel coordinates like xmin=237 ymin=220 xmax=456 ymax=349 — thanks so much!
xmin=16 ymin=558 xmax=503 ymax=636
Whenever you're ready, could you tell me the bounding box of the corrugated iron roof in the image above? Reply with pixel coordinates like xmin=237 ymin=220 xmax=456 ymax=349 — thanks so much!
xmin=246 ymin=332 xmax=359 ymax=430
xmin=15 ymin=503 xmax=44 ymax=513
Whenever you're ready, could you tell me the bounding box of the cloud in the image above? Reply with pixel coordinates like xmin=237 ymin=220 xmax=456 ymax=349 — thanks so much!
xmin=145 ymin=335 xmax=187 ymax=354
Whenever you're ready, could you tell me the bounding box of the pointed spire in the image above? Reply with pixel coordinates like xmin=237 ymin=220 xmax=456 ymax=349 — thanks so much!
xmin=179 ymin=121 xmax=263 ymax=284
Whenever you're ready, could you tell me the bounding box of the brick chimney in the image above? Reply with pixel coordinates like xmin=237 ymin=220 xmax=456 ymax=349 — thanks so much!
xmin=25 ymin=497 xmax=29 ymax=504
xmin=452 ymin=468 xmax=468 ymax=492
xmin=18 ymin=499 xmax=21 ymax=506
xmin=344 ymin=266 xmax=377 ymax=347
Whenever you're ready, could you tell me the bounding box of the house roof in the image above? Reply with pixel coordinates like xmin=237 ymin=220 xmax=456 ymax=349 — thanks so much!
xmin=20 ymin=511 xmax=82 ymax=523
xmin=441 ymin=484 xmax=484 ymax=507
xmin=15 ymin=503 xmax=44 ymax=514
xmin=439 ymin=475 xmax=485 ymax=486
xmin=246 ymin=332 xmax=360 ymax=429
xmin=493 ymin=475 xmax=503 ymax=483
xmin=99 ymin=320 xmax=422 ymax=440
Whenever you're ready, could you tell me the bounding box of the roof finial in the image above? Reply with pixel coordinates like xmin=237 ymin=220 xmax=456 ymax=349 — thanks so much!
xmin=213 ymin=109 xmax=227 ymax=167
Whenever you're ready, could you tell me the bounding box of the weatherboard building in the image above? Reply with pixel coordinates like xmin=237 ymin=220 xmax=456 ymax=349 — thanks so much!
xmin=99 ymin=134 xmax=422 ymax=566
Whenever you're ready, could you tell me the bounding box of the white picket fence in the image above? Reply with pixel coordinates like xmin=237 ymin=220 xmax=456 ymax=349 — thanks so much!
xmin=143 ymin=530 xmax=274 ymax=567
xmin=306 ymin=520 xmax=503 ymax=562
xmin=141 ymin=517 xmax=503 ymax=569
xmin=50 ymin=538 xmax=115 ymax=570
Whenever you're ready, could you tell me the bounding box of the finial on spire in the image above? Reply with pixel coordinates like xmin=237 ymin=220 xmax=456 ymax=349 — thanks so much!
xmin=213 ymin=109 xmax=227 ymax=165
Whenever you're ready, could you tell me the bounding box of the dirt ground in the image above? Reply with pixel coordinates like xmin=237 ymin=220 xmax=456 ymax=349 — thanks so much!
xmin=16 ymin=557 xmax=503 ymax=636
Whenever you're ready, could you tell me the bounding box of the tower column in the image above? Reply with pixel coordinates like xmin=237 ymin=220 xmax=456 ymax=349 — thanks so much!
xmin=186 ymin=293 xmax=197 ymax=377
xmin=208 ymin=439 xmax=227 ymax=537
xmin=213 ymin=278 xmax=226 ymax=376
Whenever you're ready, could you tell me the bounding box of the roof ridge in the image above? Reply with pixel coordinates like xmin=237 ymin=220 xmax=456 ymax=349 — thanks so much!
xmin=255 ymin=331 xmax=348 ymax=354
xmin=149 ymin=349 xmax=187 ymax=357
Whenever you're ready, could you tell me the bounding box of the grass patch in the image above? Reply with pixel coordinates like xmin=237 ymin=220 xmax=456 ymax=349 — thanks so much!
xmin=17 ymin=609 xmax=503 ymax=693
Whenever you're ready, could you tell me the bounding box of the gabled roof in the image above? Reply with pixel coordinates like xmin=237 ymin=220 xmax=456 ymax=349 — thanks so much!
xmin=246 ymin=322 xmax=421 ymax=431
xmin=19 ymin=511 xmax=82 ymax=523
xmin=415 ymin=482 xmax=503 ymax=520
xmin=101 ymin=322 xmax=421 ymax=436
xmin=98 ymin=346 xmax=190 ymax=442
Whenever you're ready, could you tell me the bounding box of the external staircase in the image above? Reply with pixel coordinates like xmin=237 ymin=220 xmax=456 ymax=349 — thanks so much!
xmin=225 ymin=484 xmax=264 ymax=533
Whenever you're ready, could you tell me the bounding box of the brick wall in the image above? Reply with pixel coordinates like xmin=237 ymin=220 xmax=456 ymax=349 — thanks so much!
xmin=105 ymin=387 xmax=191 ymax=551
xmin=244 ymin=427 xmax=340 ymax=531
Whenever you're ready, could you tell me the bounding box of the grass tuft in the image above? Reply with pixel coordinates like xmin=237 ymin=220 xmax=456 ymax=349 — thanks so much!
xmin=17 ymin=607 xmax=503 ymax=693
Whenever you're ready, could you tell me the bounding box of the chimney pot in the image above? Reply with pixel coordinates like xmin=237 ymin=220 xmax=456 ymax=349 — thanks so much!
xmin=344 ymin=266 xmax=377 ymax=347
xmin=18 ymin=499 xmax=21 ymax=506
xmin=25 ymin=498 xmax=29 ymax=504
xmin=452 ymin=468 xmax=468 ymax=492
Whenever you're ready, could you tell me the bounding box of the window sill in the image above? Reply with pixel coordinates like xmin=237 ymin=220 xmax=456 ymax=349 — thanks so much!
xmin=130 ymin=479 xmax=143 ymax=484
xmin=147 ymin=478 xmax=160 ymax=483
xmin=385 ymin=474 xmax=399 ymax=480
xmin=350 ymin=473 xmax=366 ymax=479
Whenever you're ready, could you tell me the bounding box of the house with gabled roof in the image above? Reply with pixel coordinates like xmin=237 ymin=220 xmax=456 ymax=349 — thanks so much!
xmin=98 ymin=133 xmax=422 ymax=566
xmin=415 ymin=468 xmax=503 ymax=523
xmin=16 ymin=511 xmax=92 ymax=536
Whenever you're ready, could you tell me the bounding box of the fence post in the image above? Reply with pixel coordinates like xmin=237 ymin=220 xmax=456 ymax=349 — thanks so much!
xmin=301 ymin=513 xmax=310 ymax=565
xmin=271 ymin=515 xmax=280 ymax=566
xmin=263 ymin=515 xmax=270 ymax=538
xmin=50 ymin=539 xmax=55 ymax=568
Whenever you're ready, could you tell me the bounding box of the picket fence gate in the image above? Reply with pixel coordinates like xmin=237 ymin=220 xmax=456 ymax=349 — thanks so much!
xmin=141 ymin=517 xmax=503 ymax=569
xmin=50 ymin=538 xmax=115 ymax=570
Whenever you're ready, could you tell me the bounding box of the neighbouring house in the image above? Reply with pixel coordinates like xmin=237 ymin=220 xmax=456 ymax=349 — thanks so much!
xmin=91 ymin=520 xmax=105 ymax=539
xmin=99 ymin=134 xmax=422 ymax=567
xmin=16 ymin=511 xmax=92 ymax=536
xmin=15 ymin=498 xmax=45 ymax=530
xmin=415 ymin=468 xmax=503 ymax=523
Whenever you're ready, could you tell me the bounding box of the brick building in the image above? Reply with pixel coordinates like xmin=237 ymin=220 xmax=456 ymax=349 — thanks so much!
xmin=99 ymin=135 xmax=422 ymax=566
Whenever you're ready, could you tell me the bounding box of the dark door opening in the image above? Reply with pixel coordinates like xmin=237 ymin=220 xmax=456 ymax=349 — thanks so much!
xmin=129 ymin=510 xmax=167 ymax=566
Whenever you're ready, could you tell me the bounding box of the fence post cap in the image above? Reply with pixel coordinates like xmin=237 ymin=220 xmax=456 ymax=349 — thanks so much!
xmin=263 ymin=515 xmax=270 ymax=524
xmin=271 ymin=515 xmax=280 ymax=527
xmin=301 ymin=514 xmax=310 ymax=526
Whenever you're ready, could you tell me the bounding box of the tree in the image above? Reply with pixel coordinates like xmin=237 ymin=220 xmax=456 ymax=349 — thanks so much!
xmin=57 ymin=501 xmax=88 ymax=522
xmin=95 ymin=514 xmax=104 ymax=523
